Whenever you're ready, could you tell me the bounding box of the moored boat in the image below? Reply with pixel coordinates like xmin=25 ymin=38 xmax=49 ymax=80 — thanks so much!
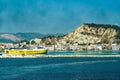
xmin=4 ymin=47 xmax=47 ymax=55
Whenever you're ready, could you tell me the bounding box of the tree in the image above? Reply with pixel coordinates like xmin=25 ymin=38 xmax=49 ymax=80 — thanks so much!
xmin=20 ymin=40 xmax=29 ymax=44
xmin=31 ymin=40 xmax=36 ymax=44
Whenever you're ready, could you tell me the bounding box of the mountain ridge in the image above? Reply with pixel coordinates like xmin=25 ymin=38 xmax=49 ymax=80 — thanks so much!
xmin=0 ymin=32 xmax=64 ymax=42
xmin=0 ymin=23 xmax=120 ymax=44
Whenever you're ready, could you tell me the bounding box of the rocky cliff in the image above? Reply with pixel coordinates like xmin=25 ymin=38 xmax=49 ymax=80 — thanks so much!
xmin=61 ymin=23 xmax=120 ymax=44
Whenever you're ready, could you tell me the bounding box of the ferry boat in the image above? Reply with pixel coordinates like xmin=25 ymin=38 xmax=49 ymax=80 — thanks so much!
xmin=4 ymin=47 xmax=47 ymax=55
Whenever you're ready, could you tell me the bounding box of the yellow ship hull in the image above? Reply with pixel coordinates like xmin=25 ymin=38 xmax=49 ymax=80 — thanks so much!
xmin=4 ymin=49 xmax=47 ymax=55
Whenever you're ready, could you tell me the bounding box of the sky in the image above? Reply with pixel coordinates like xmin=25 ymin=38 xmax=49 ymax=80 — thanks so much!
xmin=0 ymin=0 xmax=120 ymax=34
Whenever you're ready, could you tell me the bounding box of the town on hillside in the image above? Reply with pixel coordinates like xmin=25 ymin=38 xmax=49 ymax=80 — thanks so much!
xmin=0 ymin=23 xmax=120 ymax=52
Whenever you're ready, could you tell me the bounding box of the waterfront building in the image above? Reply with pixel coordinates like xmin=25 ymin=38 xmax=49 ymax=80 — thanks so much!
xmin=112 ymin=44 xmax=119 ymax=51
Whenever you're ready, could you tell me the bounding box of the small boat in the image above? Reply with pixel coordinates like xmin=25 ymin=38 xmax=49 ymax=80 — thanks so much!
xmin=4 ymin=47 xmax=47 ymax=55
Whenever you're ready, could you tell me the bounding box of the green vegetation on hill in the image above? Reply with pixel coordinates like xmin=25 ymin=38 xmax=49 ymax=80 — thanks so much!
xmin=84 ymin=23 xmax=120 ymax=39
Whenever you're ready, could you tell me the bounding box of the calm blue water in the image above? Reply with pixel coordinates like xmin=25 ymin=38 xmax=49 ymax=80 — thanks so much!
xmin=0 ymin=51 xmax=120 ymax=80
xmin=48 ymin=51 xmax=120 ymax=55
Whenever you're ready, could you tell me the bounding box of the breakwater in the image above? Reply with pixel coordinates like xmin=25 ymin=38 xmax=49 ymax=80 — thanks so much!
xmin=1 ymin=54 xmax=120 ymax=58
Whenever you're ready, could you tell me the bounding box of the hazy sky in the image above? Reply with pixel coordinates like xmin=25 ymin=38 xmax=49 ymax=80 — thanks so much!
xmin=0 ymin=0 xmax=120 ymax=34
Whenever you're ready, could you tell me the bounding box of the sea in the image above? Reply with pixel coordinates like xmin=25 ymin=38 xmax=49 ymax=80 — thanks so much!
xmin=0 ymin=51 xmax=120 ymax=80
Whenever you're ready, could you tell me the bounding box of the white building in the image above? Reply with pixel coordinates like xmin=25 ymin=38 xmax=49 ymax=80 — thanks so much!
xmin=97 ymin=45 xmax=102 ymax=50
xmin=112 ymin=44 xmax=119 ymax=51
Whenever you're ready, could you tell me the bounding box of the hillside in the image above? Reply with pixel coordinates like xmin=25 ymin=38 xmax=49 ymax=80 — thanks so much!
xmin=15 ymin=33 xmax=64 ymax=40
xmin=62 ymin=23 xmax=120 ymax=44
xmin=0 ymin=34 xmax=22 ymax=42
xmin=0 ymin=23 xmax=120 ymax=44
xmin=0 ymin=33 xmax=64 ymax=42
xmin=15 ymin=33 xmax=45 ymax=40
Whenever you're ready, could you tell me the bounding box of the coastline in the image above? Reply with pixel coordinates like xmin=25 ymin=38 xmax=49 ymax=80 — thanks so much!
xmin=1 ymin=54 xmax=120 ymax=58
